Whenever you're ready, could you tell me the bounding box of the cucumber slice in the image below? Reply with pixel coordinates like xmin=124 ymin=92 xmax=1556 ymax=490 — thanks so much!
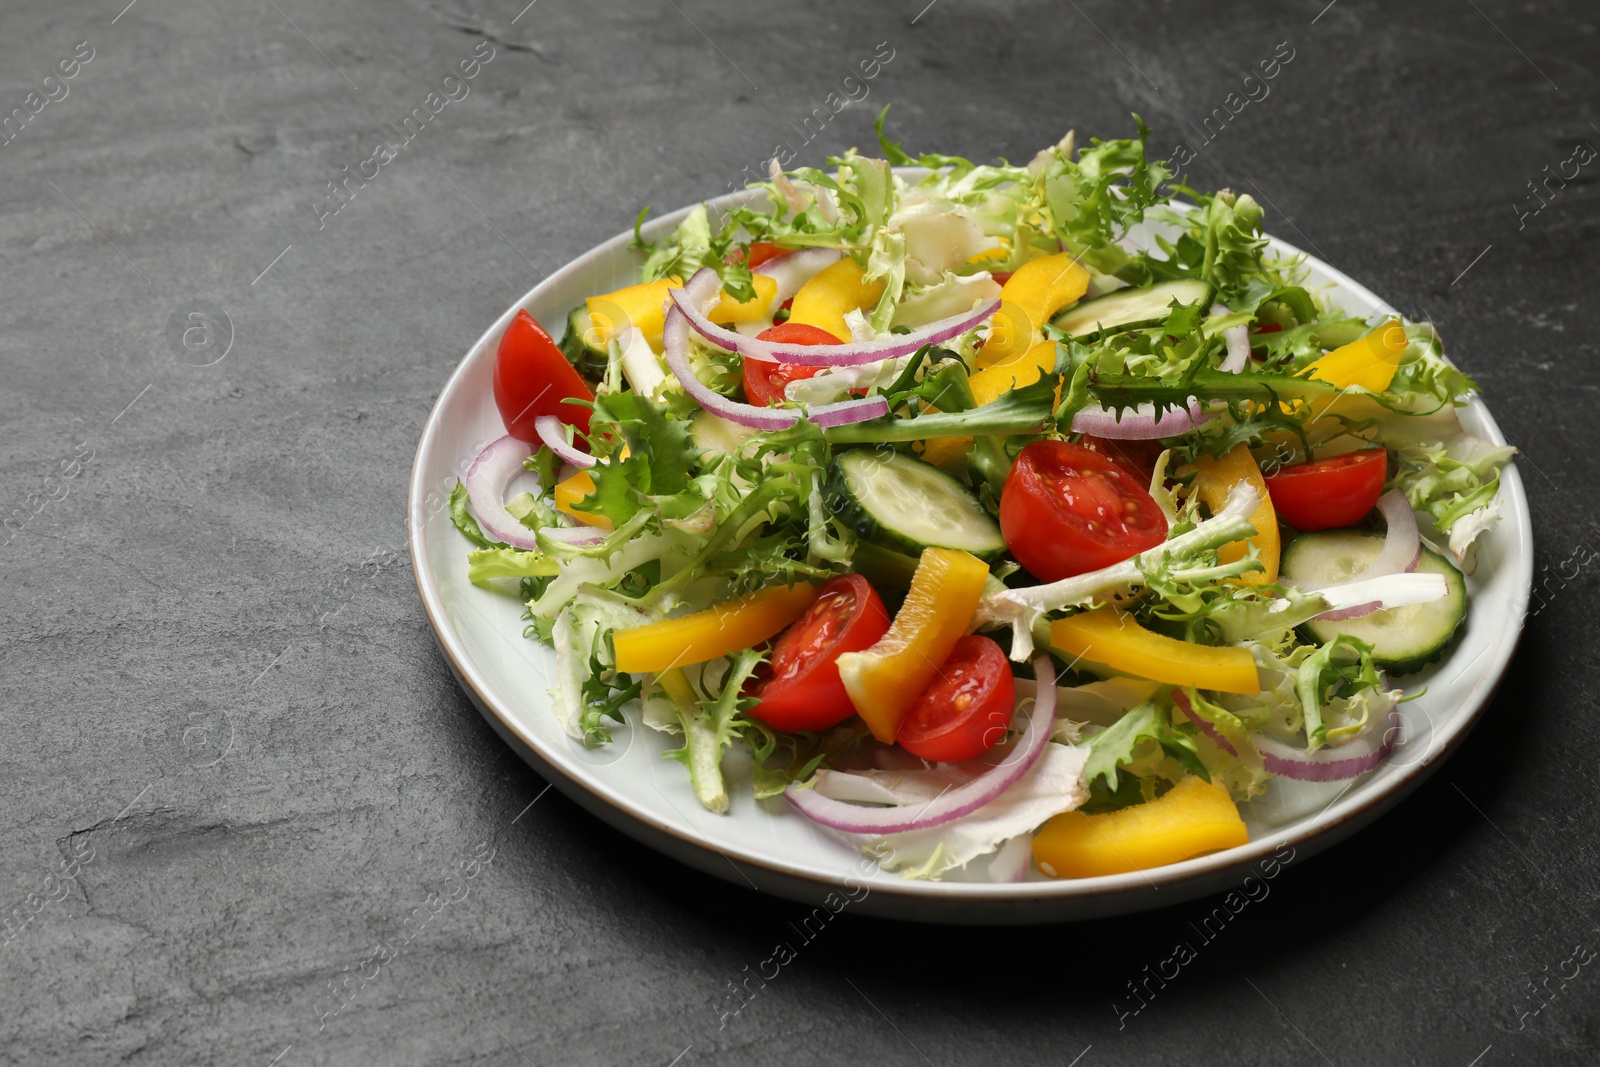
xmin=828 ymin=449 xmax=1005 ymax=561
xmin=1051 ymin=279 xmax=1215 ymax=339
xmin=1281 ymin=530 xmax=1467 ymax=675
xmin=850 ymin=541 xmax=920 ymax=598
xmin=558 ymin=305 xmax=608 ymax=379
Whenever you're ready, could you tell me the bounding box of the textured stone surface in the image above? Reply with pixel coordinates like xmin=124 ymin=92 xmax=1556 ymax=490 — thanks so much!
xmin=1 ymin=0 xmax=1597 ymax=1063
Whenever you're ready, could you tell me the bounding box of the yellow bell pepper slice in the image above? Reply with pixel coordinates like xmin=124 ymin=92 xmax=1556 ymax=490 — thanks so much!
xmin=788 ymin=258 xmax=885 ymax=342
xmin=1185 ymin=444 xmax=1278 ymax=586
xmin=587 ymin=278 xmax=680 ymax=346
xmin=1050 ymin=606 xmax=1260 ymax=694
xmin=837 ymin=547 xmax=990 ymax=742
xmin=965 ymin=240 xmax=1010 ymax=267
xmin=654 ymin=667 xmax=698 ymax=710
xmin=707 ymin=273 xmax=778 ymax=325
xmin=1032 ymin=775 xmax=1248 ymax=878
xmin=968 ymin=339 xmax=1061 ymax=406
xmin=917 ymin=435 xmax=969 ymax=469
xmin=612 ymin=583 xmax=818 ymax=675
xmin=588 ymin=275 xmax=772 ymax=343
xmin=919 ymin=339 xmax=1061 ymax=467
xmin=552 ymin=470 xmax=612 ymax=531
xmin=977 ymin=253 xmax=1090 ymax=366
xmin=1303 ymin=318 xmax=1408 ymax=393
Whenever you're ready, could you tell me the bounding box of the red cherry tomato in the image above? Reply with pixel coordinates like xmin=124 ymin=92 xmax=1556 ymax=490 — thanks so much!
xmin=759 ymin=321 xmax=842 ymax=345
xmin=494 ymin=309 xmax=595 ymax=439
xmin=896 ymin=635 xmax=1016 ymax=763
xmin=991 ymin=272 xmax=1014 ymax=285
xmin=748 ymin=574 xmax=891 ymax=733
xmin=727 ymin=241 xmax=786 ymax=269
xmin=1263 ymin=449 xmax=1388 ymax=531
xmin=1249 ymin=321 xmax=1282 ymax=360
xmin=1000 ymin=440 xmax=1169 ymax=581
xmin=1078 ymin=435 xmax=1165 ymax=485
xmin=741 ymin=321 xmax=844 ymax=406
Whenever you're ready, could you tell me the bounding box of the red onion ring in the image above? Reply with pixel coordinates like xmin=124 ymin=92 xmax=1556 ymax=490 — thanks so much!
xmin=754 ymin=247 xmax=841 ymax=306
xmin=1360 ymin=489 xmax=1419 ymax=579
xmin=1302 ymin=572 xmax=1449 ymax=623
xmin=662 ymin=273 xmax=889 ymax=431
xmin=1069 ymin=399 xmax=1212 ymax=440
xmin=1308 ymin=489 xmax=1421 ymax=621
xmin=1314 ymin=601 xmax=1384 ymax=623
xmin=1175 ymin=690 xmax=1398 ymax=783
xmin=534 ymin=414 xmax=595 ymax=469
xmin=670 ymin=267 xmax=999 ymax=366
xmin=663 ymin=274 xmax=802 ymax=431
xmin=807 ymin=394 xmax=890 ymax=428
xmin=538 ymin=526 xmax=605 ymax=546
xmin=464 ymin=435 xmax=544 ymax=551
xmin=1251 ymin=723 xmax=1397 ymax=781
xmin=988 ymin=833 xmax=1035 ymax=883
xmin=784 ymin=655 xmax=1057 ymax=834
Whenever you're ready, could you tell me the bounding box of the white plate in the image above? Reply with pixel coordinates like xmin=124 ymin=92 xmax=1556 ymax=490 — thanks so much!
xmin=407 ymin=175 xmax=1533 ymax=923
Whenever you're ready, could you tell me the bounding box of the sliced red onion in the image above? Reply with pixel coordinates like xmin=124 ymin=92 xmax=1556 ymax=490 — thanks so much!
xmin=784 ymin=656 xmax=1057 ymax=834
xmin=1070 ymin=399 xmax=1212 ymax=440
xmin=670 ymin=267 xmax=999 ymax=367
xmin=767 ymin=157 xmax=809 ymax=214
xmin=1251 ymin=724 xmax=1398 ymax=781
xmin=807 ymin=395 xmax=890 ymax=428
xmin=464 ymin=435 xmax=543 ymax=551
xmin=663 ymin=284 xmax=802 ymax=432
xmin=1176 ymin=690 xmax=1398 ymax=782
xmin=989 ymin=833 xmax=1035 ymax=883
xmin=1300 ymin=572 xmax=1447 ymax=623
xmin=813 ymin=763 xmax=969 ymax=803
xmin=754 ymin=247 xmax=841 ymax=306
xmin=663 ymin=316 xmax=798 ymax=430
xmin=1314 ymin=601 xmax=1385 ymax=623
xmin=538 ymin=526 xmax=605 ymax=546
xmin=534 ymin=414 xmax=595 ymax=469
xmin=1358 ymin=490 xmax=1419 ymax=580
xmin=661 ymin=274 xmax=893 ymax=432
xmin=1308 ymin=491 xmax=1424 ymax=621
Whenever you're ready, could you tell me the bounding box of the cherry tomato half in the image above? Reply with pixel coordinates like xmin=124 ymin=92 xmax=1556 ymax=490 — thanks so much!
xmin=727 ymin=241 xmax=786 ymax=270
xmin=741 ymin=321 xmax=843 ymax=406
xmin=494 ymin=309 xmax=595 ymax=439
xmin=896 ymin=635 xmax=1016 ymax=763
xmin=748 ymin=574 xmax=891 ymax=733
xmin=1249 ymin=321 xmax=1282 ymax=360
xmin=1263 ymin=449 xmax=1388 ymax=531
xmin=1078 ymin=435 xmax=1165 ymax=485
xmin=1000 ymin=440 xmax=1169 ymax=581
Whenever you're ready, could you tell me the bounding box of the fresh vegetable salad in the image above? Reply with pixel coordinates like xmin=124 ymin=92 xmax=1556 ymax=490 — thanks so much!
xmin=451 ymin=112 xmax=1516 ymax=882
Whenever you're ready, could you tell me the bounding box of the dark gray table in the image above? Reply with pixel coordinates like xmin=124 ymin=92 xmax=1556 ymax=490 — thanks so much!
xmin=4 ymin=0 xmax=1596 ymax=1063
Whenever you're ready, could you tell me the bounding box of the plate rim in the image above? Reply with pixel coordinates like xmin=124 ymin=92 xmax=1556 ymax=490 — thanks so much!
xmin=406 ymin=177 xmax=1534 ymax=919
